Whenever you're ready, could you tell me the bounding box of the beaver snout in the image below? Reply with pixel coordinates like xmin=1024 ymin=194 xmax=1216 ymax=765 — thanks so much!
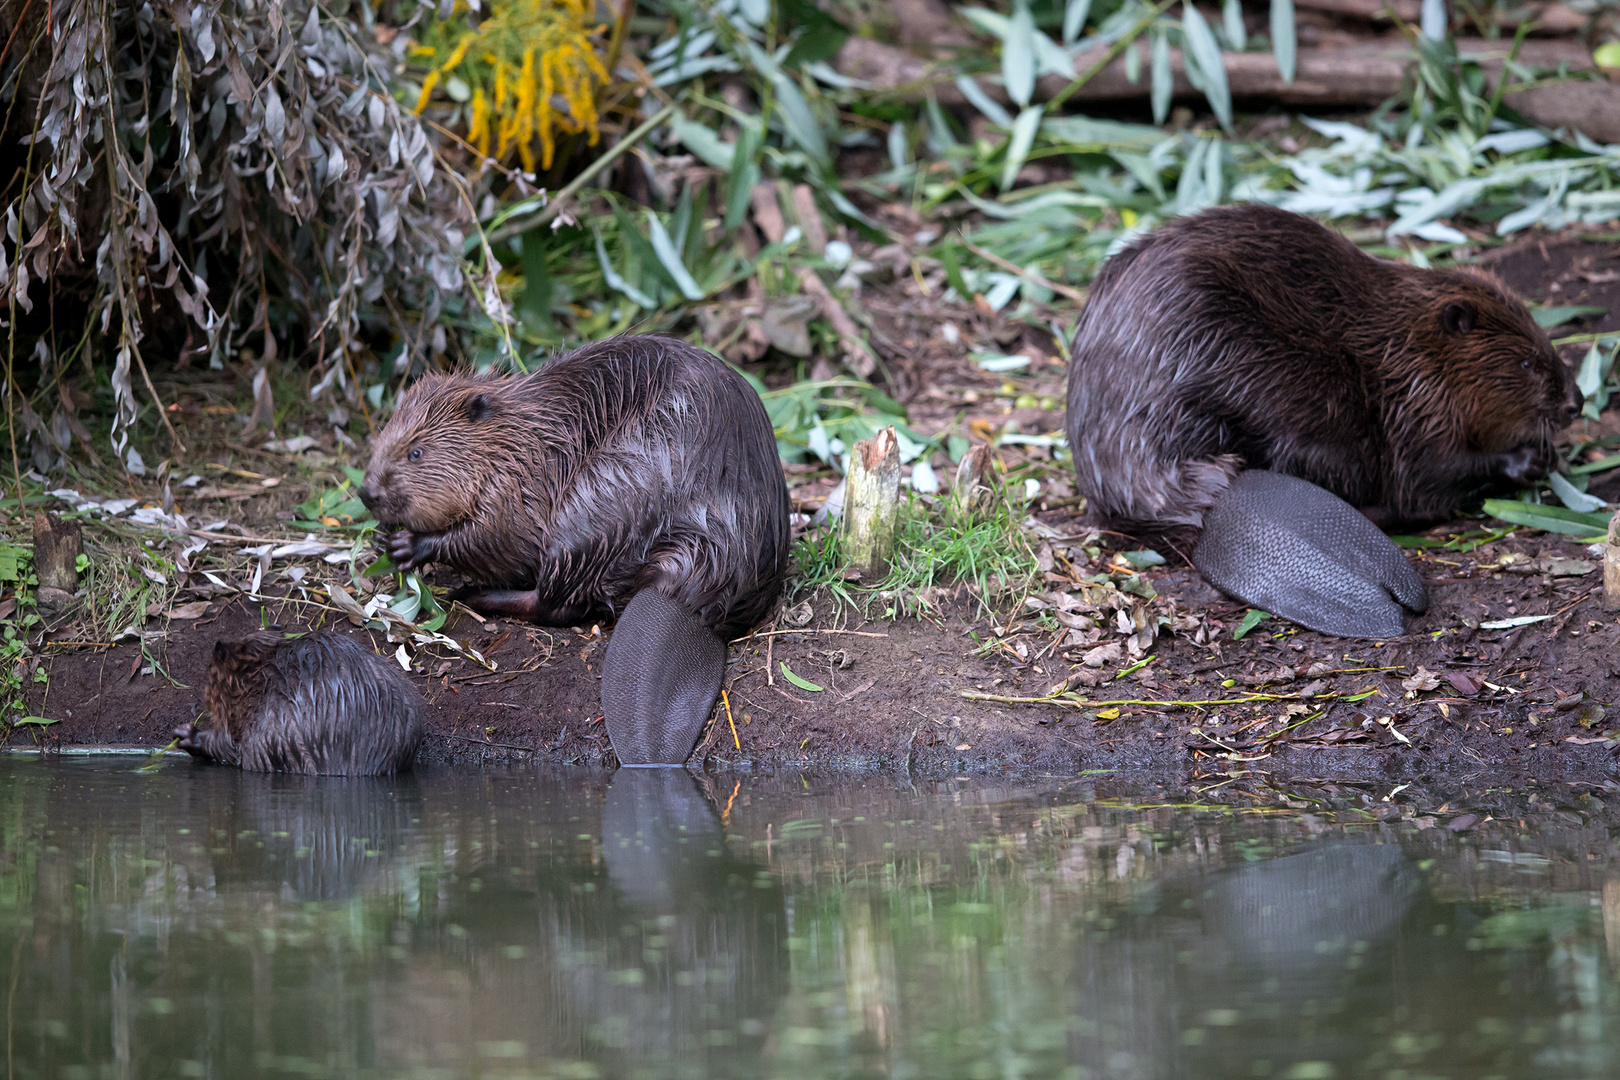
xmin=358 ymin=481 xmax=381 ymax=513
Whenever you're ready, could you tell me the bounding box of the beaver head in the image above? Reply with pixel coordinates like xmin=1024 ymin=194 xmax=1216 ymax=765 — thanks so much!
xmin=1390 ymin=266 xmax=1579 ymax=479
xmin=205 ymin=631 xmax=281 ymax=741
xmin=358 ymin=373 xmax=508 ymax=533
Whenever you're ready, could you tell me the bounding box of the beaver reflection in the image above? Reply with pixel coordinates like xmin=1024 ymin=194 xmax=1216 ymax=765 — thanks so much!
xmin=1070 ymin=842 xmax=1420 ymax=1080
xmin=571 ymin=768 xmax=789 ymax=1060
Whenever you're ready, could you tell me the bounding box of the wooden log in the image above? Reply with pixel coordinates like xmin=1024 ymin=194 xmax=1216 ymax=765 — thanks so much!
xmin=845 ymin=427 xmax=902 ymax=578
xmin=837 ymin=35 xmax=1596 ymax=110
xmin=1293 ymin=0 xmax=1589 ymax=34
xmin=1605 ymin=508 xmax=1620 ymax=613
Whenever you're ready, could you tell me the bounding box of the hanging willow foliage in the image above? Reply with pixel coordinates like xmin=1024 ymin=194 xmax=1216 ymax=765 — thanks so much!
xmin=1 ymin=0 xmax=497 ymax=468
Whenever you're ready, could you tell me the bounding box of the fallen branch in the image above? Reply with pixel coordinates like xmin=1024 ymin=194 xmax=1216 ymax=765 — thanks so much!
xmin=840 ymin=37 xmax=1609 ymax=137
xmin=961 ymin=687 xmax=1378 ymax=708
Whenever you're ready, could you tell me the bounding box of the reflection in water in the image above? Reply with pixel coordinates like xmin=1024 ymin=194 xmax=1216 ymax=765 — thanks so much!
xmin=5 ymin=760 xmax=1620 ymax=1079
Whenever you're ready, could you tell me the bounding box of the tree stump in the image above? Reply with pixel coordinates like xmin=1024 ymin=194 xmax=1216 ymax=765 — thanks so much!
xmin=1605 ymin=508 xmax=1620 ymax=613
xmin=952 ymin=445 xmax=998 ymax=519
xmin=32 ymin=511 xmax=81 ymax=607
xmin=845 ymin=427 xmax=901 ymax=579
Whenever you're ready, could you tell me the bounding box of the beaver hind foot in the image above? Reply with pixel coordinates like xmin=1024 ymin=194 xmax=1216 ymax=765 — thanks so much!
xmin=601 ymin=589 xmax=726 ymax=766
xmin=1191 ymin=471 xmax=1429 ymax=639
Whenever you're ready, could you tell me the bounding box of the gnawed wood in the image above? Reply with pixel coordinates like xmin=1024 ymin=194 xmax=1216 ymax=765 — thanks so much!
xmin=1605 ymin=509 xmax=1620 ymax=612
xmin=845 ymin=428 xmax=901 ymax=578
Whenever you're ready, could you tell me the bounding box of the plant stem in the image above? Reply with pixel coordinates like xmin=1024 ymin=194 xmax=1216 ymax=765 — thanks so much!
xmin=482 ymin=102 xmax=675 ymax=246
xmin=1044 ymin=0 xmax=1180 ymax=115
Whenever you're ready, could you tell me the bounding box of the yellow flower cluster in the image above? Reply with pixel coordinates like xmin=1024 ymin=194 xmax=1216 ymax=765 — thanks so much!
xmin=413 ymin=0 xmax=609 ymax=173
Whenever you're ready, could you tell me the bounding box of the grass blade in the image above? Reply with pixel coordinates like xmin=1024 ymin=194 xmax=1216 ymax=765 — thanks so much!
xmin=724 ymin=122 xmax=761 ymax=233
xmin=1420 ymin=0 xmax=1447 ymax=39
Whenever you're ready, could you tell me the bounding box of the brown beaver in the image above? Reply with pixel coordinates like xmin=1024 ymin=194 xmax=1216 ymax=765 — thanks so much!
xmin=174 ymin=631 xmax=424 ymax=774
xmin=1066 ymin=204 xmax=1580 ymax=637
xmin=357 ymin=335 xmax=790 ymax=765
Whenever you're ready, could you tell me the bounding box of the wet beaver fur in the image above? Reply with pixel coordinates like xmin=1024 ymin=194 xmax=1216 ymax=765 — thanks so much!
xmin=358 ymin=335 xmax=790 ymax=765
xmin=1067 ymin=204 xmax=1580 ymax=637
xmin=174 ymin=631 xmax=424 ymax=775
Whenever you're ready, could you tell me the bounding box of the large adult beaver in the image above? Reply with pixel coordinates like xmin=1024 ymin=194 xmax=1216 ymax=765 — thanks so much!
xmin=358 ymin=335 xmax=790 ymax=766
xmin=1067 ymin=204 xmax=1579 ymax=637
xmin=174 ymin=631 xmax=424 ymax=774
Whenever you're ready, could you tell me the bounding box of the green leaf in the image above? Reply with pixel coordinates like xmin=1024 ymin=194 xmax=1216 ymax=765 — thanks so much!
xmin=1063 ymin=0 xmax=1092 ymax=44
xmin=1150 ymin=29 xmax=1173 ymax=126
xmin=1549 ymin=471 xmax=1607 ymax=514
xmin=940 ymin=243 xmax=972 ymax=299
xmin=594 ymin=229 xmax=656 ymax=310
xmin=667 ymin=112 xmax=733 ymax=170
xmin=1270 ymin=0 xmax=1296 ymax=83
xmin=743 ymin=41 xmax=829 ymax=164
xmin=16 ymin=716 xmax=59 ymax=726
xmin=1000 ymin=106 xmax=1043 ymax=191
xmin=1221 ymin=0 xmax=1245 ymax=49
xmin=1232 ymin=608 xmax=1271 ymax=640
xmin=1533 ymin=304 xmax=1606 ymax=328
xmin=1481 ymin=498 xmax=1611 ymax=538
xmin=724 ymin=122 xmax=762 ymax=234
xmin=1181 ymin=2 xmax=1233 ymax=132
xmin=1003 ymin=0 xmax=1037 ymax=107
xmin=779 ymin=661 xmax=825 ymax=692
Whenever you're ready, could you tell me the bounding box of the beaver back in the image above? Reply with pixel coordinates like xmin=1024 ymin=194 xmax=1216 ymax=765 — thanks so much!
xmin=205 ymin=632 xmax=424 ymax=775
xmin=1065 ymin=204 xmax=1576 ymax=534
xmin=362 ymin=336 xmax=790 ymax=637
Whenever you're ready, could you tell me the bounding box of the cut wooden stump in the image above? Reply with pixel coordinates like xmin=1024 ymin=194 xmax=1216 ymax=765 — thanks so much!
xmin=952 ymin=445 xmax=998 ymax=519
xmin=1605 ymin=508 xmax=1620 ymax=613
xmin=845 ymin=427 xmax=901 ymax=579
xmin=32 ymin=511 xmax=81 ymax=607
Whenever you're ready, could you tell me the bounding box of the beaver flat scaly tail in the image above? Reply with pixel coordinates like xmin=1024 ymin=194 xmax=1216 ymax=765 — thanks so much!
xmin=600 ymin=589 xmax=726 ymax=766
xmin=1191 ymin=471 xmax=1428 ymax=638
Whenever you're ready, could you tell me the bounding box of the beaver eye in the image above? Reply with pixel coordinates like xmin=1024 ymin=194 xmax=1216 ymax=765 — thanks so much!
xmin=408 ymin=448 xmax=422 ymax=462
xmin=1521 ymin=359 xmax=1533 ymax=371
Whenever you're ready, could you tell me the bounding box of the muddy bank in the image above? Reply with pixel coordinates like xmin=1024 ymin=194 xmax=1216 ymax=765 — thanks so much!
xmin=10 ymin=517 xmax=1620 ymax=784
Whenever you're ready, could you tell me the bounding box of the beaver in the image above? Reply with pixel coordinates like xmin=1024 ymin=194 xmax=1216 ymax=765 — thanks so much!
xmin=174 ymin=631 xmax=424 ymax=774
xmin=357 ymin=335 xmax=790 ymax=766
xmin=1066 ymin=203 xmax=1580 ymax=637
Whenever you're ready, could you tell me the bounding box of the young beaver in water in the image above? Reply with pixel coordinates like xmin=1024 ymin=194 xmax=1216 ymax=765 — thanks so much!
xmin=1067 ymin=204 xmax=1579 ymax=638
xmin=174 ymin=631 xmax=424 ymax=774
xmin=358 ymin=335 xmax=790 ymax=766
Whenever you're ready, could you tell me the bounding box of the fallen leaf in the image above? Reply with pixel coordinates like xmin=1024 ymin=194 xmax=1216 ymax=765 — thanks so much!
xmin=1445 ymin=814 xmax=1479 ymax=831
xmin=1401 ymin=666 xmax=1441 ymax=693
xmin=1443 ymin=672 xmax=1482 ymax=696
xmin=779 ymin=661 xmax=824 ymax=693
xmin=163 ymin=601 xmax=211 ymax=620
xmin=954 ymin=743 xmax=972 ymax=751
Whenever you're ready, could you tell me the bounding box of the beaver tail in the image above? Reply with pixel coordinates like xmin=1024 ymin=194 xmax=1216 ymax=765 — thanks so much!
xmin=600 ymin=588 xmax=726 ymax=766
xmin=1190 ymin=471 xmax=1428 ymax=639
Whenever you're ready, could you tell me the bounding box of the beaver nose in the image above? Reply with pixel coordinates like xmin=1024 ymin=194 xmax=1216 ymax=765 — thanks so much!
xmin=358 ymin=482 xmax=380 ymax=512
xmin=1565 ymin=385 xmax=1583 ymax=422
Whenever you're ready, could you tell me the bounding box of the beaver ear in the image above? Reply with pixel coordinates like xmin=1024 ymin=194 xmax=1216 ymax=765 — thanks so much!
xmin=466 ymin=393 xmax=491 ymax=422
xmin=1442 ymin=301 xmax=1476 ymax=335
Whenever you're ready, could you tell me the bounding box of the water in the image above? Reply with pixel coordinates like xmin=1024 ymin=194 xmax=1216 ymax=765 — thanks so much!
xmin=2 ymin=758 xmax=1619 ymax=1080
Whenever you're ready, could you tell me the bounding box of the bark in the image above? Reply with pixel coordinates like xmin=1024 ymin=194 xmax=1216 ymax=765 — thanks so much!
xmin=845 ymin=428 xmax=901 ymax=579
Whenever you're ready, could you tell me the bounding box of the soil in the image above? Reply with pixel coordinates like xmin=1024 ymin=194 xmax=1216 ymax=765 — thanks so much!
xmin=7 ymin=225 xmax=1620 ymax=785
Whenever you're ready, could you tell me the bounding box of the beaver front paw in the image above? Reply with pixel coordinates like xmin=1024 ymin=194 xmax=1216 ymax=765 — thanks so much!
xmin=385 ymin=529 xmax=437 ymax=570
xmin=173 ymin=722 xmax=206 ymax=757
xmin=1494 ymin=444 xmax=1555 ymax=483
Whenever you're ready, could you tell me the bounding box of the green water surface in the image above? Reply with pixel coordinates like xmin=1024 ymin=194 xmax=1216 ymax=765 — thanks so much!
xmin=1 ymin=758 xmax=1617 ymax=1080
